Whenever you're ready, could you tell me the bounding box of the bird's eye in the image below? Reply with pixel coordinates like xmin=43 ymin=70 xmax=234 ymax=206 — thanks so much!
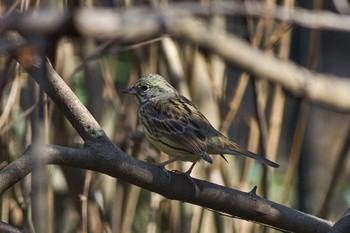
xmin=139 ymin=85 xmax=149 ymax=92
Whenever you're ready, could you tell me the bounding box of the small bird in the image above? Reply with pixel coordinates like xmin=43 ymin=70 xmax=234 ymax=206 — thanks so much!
xmin=123 ymin=74 xmax=279 ymax=175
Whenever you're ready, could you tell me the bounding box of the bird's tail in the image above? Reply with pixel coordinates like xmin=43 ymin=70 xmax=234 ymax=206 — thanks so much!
xmin=209 ymin=135 xmax=279 ymax=168
xmin=229 ymin=145 xmax=279 ymax=168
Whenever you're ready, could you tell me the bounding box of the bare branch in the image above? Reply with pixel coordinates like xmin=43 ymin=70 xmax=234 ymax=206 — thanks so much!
xmin=28 ymin=57 xmax=104 ymax=142
xmin=327 ymin=208 xmax=350 ymax=233
xmin=0 ymin=144 xmax=333 ymax=233
xmin=2 ymin=5 xmax=350 ymax=110
xmin=3 ymin=2 xmax=350 ymax=33
xmin=318 ymin=124 xmax=350 ymax=218
xmin=75 ymin=8 xmax=350 ymax=111
xmin=0 ymin=221 xmax=24 ymax=233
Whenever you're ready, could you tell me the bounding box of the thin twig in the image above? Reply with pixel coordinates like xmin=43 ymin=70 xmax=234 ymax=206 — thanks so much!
xmin=252 ymin=79 xmax=269 ymax=198
xmin=317 ymin=124 xmax=350 ymax=218
xmin=3 ymin=8 xmax=350 ymax=110
xmin=281 ymin=100 xmax=309 ymax=205
xmin=81 ymin=171 xmax=92 ymax=233
xmin=70 ymin=37 xmax=165 ymax=79
xmin=220 ymin=72 xmax=250 ymax=133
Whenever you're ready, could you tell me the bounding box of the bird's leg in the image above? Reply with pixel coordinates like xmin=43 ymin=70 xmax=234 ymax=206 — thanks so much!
xmin=182 ymin=162 xmax=200 ymax=197
xmin=185 ymin=161 xmax=197 ymax=175
xmin=155 ymin=157 xmax=181 ymax=181
xmin=169 ymin=161 xmax=200 ymax=197
xmin=156 ymin=159 xmax=200 ymax=196
xmin=157 ymin=157 xmax=180 ymax=167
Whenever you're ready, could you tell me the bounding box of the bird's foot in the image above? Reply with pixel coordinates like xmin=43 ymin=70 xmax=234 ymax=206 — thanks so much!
xmin=171 ymin=169 xmax=200 ymax=198
xmin=185 ymin=173 xmax=200 ymax=198
xmin=154 ymin=157 xmax=183 ymax=182
xmin=154 ymin=163 xmax=171 ymax=182
xmin=145 ymin=158 xmax=172 ymax=182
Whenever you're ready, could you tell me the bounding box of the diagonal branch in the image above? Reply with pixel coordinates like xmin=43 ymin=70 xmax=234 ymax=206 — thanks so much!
xmin=327 ymin=208 xmax=350 ymax=233
xmin=0 ymin=221 xmax=24 ymax=233
xmin=27 ymin=57 xmax=104 ymax=142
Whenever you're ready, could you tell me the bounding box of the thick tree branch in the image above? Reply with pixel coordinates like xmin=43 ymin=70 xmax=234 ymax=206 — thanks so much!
xmin=0 ymin=221 xmax=24 ymax=233
xmin=327 ymin=208 xmax=350 ymax=233
xmin=0 ymin=144 xmax=333 ymax=233
xmin=27 ymin=58 xmax=104 ymax=142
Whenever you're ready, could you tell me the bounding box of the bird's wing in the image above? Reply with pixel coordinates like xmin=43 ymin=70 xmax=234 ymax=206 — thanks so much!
xmin=140 ymin=96 xmax=213 ymax=163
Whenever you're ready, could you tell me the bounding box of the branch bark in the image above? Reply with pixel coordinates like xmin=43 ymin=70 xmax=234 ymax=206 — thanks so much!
xmin=327 ymin=209 xmax=350 ymax=233
xmin=0 ymin=144 xmax=333 ymax=233
xmin=0 ymin=221 xmax=24 ymax=233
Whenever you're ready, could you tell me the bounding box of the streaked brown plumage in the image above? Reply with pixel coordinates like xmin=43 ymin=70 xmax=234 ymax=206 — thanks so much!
xmin=123 ymin=73 xmax=279 ymax=175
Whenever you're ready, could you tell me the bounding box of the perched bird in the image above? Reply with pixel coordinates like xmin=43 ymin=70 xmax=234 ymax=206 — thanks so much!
xmin=123 ymin=74 xmax=279 ymax=175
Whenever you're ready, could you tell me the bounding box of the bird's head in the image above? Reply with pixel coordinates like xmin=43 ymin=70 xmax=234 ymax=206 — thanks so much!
xmin=122 ymin=74 xmax=177 ymax=103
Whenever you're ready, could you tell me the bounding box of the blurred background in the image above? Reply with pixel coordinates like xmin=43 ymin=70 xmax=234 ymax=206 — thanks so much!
xmin=0 ymin=0 xmax=349 ymax=232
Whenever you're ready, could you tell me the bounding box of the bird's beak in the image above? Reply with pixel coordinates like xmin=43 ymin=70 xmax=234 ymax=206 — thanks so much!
xmin=122 ymin=85 xmax=137 ymax=95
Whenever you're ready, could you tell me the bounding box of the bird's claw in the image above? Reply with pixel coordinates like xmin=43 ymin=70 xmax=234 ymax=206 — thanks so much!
xmin=147 ymin=160 xmax=199 ymax=196
xmin=185 ymin=174 xmax=200 ymax=198
xmin=171 ymin=170 xmax=200 ymax=197
xmin=171 ymin=169 xmax=181 ymax=173
xmin=156 ymin=164 xmax=172 ymax=182
xmin=145 ymin=158 xmax=172 ymax=182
